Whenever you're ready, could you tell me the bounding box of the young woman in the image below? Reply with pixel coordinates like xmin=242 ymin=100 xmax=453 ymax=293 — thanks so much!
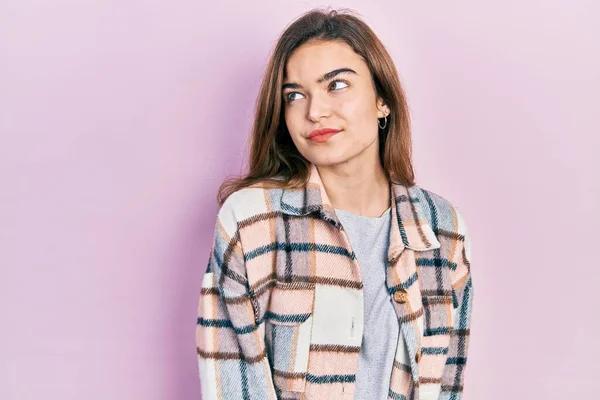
xmin=196 ymin=8 xmax=473 ymax=400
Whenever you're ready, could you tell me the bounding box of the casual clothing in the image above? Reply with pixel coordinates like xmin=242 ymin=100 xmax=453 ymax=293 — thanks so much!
xmin=196 ymin=164 xmax=474 ymax=400
xmin=334 ymin=207 xmax=400 ymax=400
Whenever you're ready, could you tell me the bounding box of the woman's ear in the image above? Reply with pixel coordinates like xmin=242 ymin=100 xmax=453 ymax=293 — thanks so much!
xmin=376 ymin=98 xmax=390 ymax=118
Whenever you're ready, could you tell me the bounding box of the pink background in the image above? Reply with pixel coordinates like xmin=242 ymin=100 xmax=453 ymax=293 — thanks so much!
xmin=1 ymin=1 xmax=598 ymax=399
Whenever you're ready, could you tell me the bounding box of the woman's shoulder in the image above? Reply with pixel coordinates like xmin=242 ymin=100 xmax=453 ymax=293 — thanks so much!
xmin=217 ymin=178 xmax=286 ymax=222
xmin=410 ymin=183 xmax=469 ymax=238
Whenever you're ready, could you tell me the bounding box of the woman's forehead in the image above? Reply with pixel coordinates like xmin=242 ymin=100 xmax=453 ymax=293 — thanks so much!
xmin=284 ymin=42 xmax=367 ymax=82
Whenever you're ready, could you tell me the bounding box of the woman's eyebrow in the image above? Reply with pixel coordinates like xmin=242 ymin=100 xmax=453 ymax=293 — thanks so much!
xmin=282 ymin=67 xmax=357 ymax=90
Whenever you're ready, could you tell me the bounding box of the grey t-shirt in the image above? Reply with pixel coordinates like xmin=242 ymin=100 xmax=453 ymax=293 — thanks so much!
xmin=334 ymin=207 xmax=400 ymax=400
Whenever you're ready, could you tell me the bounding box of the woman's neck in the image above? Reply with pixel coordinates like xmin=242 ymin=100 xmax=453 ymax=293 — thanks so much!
xmin=317 ymin=160 xmax=390 ymax=218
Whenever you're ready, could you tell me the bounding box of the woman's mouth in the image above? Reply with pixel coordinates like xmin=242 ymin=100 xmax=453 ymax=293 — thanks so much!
xmin=307 ymin=128 xmax=341 ymax=143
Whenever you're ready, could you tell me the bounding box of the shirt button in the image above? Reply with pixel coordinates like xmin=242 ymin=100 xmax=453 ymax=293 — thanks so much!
xmin=393 ymin=289 xmax=408 ymax=303
xmin=415 ymin=348 xmax=423 ymax=363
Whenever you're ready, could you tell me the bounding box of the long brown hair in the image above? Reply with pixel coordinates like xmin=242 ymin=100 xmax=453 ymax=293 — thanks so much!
xmin=217 ymin=7 xmax=415 ymax=206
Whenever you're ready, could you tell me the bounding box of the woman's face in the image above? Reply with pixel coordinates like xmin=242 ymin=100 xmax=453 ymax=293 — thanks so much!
xmin=282 ymin=40 xmax=389 ymax=168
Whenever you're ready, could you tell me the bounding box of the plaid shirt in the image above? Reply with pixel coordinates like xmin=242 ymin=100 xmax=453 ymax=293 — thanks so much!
xmin=196 ymin=164 xmax=473 ymax=400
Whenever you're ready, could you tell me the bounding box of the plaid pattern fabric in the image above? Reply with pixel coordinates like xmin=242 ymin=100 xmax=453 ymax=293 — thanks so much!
xmin=196 ymin=164 xmax=473 ymax=400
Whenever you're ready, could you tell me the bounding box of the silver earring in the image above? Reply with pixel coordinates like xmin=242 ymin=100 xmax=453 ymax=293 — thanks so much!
xmin=378 ymin=113 xmax=388 ymax=129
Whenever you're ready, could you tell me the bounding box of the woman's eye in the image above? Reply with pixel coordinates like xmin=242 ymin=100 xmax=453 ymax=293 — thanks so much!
xmin=286 ymin=92 xmax=303 ymax=102
xmin=330 ymin=80 xmax=349 ymax=90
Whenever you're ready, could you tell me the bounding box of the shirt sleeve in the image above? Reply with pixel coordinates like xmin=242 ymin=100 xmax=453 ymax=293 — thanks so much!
xmin=440 ymin=207 xmax=474 ymax=399
xmin=196 ymin=203 xmax=277 ymax=399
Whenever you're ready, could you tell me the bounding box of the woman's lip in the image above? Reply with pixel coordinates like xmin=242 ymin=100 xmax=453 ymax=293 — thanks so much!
xmin=308 ymin=128 xmax=341 ymax=139
xmin=308 ymin=131 xmax=340 ymax=143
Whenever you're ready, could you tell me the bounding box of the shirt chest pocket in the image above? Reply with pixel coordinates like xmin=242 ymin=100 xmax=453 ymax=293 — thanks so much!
xmin=265 ymin=282 xmax=315 ymax=394
xmin=419 ymin=295 xmax=454 ymax=380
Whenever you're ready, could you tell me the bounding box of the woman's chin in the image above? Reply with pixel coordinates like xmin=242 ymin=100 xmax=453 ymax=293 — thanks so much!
xmin=307 ymin=153 xmax=352 ymax=168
